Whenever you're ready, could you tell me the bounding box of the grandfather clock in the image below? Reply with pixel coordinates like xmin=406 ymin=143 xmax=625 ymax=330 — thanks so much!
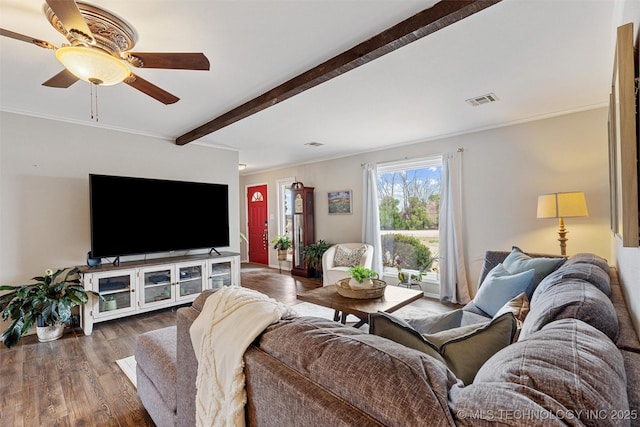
xmin=291 ymin=182 xmax=315 ymax=277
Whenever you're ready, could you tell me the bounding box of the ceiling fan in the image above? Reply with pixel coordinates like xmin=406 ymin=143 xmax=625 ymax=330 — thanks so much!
xmin=0 ymin=0 xmax=210 ymax=104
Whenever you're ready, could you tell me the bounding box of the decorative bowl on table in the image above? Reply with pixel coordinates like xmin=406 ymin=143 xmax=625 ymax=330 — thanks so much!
xmin=336 ymin=278 xmax=386 ymax=299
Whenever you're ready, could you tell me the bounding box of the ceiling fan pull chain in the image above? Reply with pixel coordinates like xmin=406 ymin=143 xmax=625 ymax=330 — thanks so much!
xmin=95 ymin=84 xmax=99 ymax=122
xmin=90 ymin=83 xmax=99 ymax=122
xmin=90 ymin=83 xmax=94 ymax=121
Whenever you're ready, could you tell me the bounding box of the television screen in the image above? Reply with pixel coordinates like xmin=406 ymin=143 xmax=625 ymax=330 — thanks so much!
xmin=89 ymin=174 xmax=229 ymax=258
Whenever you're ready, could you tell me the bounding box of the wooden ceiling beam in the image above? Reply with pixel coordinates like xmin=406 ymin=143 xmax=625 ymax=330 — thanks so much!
xmin=176 ymin=0 xmax=501 ymax=146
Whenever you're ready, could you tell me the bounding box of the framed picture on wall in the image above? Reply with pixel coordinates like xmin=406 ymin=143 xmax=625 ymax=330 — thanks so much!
xmin=609 ymin=22 xmax=639 ymax=247
xmin=328 ymin=190 xmax=352 ymax=215
xmin=608 ymin=93 xmax=618 ymax=235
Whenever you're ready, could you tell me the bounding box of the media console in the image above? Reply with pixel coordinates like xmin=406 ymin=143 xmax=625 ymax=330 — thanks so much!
xmin=78 ymin=252 xmax=240 ymax=335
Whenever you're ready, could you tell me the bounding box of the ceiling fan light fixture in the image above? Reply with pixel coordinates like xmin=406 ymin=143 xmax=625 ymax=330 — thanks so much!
xmin=55 ymin=46 xmax=130 ymax=86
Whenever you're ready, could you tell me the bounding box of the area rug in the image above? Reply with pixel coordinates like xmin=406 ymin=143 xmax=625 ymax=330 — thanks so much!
xmin=290 ymin=302 xmax=359 ymax=322
xmin=116 ymin=355 xmax=137 ymax=388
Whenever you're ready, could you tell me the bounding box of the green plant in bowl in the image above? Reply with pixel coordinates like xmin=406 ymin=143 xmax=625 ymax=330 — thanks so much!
xmin=347 ymin=265 xmax=378 ymax=283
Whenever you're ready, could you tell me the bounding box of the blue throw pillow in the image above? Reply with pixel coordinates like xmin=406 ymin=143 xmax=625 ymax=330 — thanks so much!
xmin=473 ymin=263 xmax=535 ymax=317
xmin=502 ymin=246 xmax=566 ymax=297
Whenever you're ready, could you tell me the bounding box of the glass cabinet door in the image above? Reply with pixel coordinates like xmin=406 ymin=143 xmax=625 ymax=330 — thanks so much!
xmin=209 ymin=260 xmax=233 ymax=289
xmin=177 ymin=262 xmax=205 ymax=301
xmin=140 ymin=267 xmax=174 ymax=307
xmin=93 ymin=270 xmax=136 ymax=316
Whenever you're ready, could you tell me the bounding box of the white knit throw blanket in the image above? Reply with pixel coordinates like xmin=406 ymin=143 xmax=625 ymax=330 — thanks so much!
xmin=189 ymin=286 xmax=293 ymax=427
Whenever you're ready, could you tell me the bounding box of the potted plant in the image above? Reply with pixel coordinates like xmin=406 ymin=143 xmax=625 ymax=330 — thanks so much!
xmin=395 ymin=258 xmax=407 ymax=283
xmin=272 ymin=235 xmax=292 ymax=260
xmin=347 ymin=265 xmax=379 ymax=289
xmin=0 ymin=267 xmax=90 ymax=347
xmin=301 ymin=240 xmax=333 ymax=276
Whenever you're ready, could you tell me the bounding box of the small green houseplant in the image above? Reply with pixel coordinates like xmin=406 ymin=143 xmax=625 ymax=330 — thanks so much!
xmin=0 ymin=267 xmax=90 ymax=348
xmin=301 ymin=240 xmax=333 ymax=273
xmin=272 ymin=235 xmax=292 ymax=260
xmin=272 ymin=235 xmax=292 ymax=250
xmin=347 ymin=265 xmax=379 ymax=289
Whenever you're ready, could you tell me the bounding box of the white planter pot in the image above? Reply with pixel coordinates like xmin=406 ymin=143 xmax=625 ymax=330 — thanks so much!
xmin=36 ymin=323 xmax=64 ymax=343
xmin=349 ymin=278 xmax=374 ymax=289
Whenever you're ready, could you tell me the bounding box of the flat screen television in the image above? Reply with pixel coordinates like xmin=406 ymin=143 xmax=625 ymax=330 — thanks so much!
xmin=89 ymin=174 xmax=229 ymax=258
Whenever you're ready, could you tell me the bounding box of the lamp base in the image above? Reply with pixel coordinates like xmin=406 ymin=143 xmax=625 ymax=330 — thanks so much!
xmin=557 ymin=217 xmax=568 ymax=256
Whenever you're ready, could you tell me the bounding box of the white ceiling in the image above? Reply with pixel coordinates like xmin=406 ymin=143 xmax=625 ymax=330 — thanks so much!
xmin=0 ymin=1 xmax=619 ymax=174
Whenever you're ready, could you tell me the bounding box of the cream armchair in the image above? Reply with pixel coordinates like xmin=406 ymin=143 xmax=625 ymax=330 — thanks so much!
xmin=322 ymin=243 xmax=374 ymax=286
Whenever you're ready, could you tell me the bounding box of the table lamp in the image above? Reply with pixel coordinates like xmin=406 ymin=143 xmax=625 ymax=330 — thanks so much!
xmin=537 ymin=192 xmax=589 ymax=256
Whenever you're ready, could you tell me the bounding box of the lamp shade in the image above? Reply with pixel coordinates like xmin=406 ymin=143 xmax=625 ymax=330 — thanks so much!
xmin=537 ymin=192 xmax=589 ymax=219
xmin=55 ymin=46 xmax=131 ymax=86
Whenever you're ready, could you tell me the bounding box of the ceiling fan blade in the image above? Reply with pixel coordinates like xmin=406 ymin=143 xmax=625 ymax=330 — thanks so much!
xmin=45 ymin=0 xmax=95 ymax=44
xmin=0 ymin=28 xmax=57 ymax=50
xmin=125 ymin=74 xmax=179 ymax=105
xmin=126 ymin=52 xmax=210 ymax=70
xmin=42 ymin=69 xmax=79 ymax=88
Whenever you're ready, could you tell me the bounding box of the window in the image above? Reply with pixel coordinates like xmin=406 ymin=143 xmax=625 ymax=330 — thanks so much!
xmin=276 ymin=178 xmax=294 ymax=260
xmin=377 ymin=155 xmax=442 ymax=283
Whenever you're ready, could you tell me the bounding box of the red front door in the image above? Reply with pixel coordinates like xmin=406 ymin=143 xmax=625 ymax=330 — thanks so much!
xmin=247 ymin=184 xmax=269 ymax=265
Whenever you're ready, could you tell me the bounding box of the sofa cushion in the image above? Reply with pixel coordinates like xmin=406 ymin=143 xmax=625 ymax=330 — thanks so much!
xmin=258 ymin=317 xmax=458 ymax=426
xmin=622 ymin=350 xmax=640 ymax=421
xmin=472 ymin=263 xmax=534 ymax=316
xmin=191 ymin=289 xmax=216 ymax=312
xmin=533 ymin=261 xmax=611 ymax=300
xmin=519 ymin=280 xmax=619 ymax=342
xmin=135 ymin=326 xmax=178 ymax=413
xmin=405 ymin=308 xmax=489 ymax=334
xmin=460 ymin=300 xmax=491 ymax=317
xmin=502 ymin=246 xmax=566 ymax=295
xmin=449 ymin=319 xmax=629 ymax=427
xmin=333 ymin=244 xmax=367 ymax=267
xmin=610 ymin=279 xmax=640 ymax=352
xmin=370 ymin=311 xmax=516 ymax=385
xmin=564 ymin=252 xmax=610 ymax=273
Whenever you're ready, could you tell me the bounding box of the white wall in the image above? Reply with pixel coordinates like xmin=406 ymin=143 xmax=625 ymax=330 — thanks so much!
xmin=0 ymin=111 xmax=240 ymax=285
xmin=241 ymin=107 xmax=611 ymax=293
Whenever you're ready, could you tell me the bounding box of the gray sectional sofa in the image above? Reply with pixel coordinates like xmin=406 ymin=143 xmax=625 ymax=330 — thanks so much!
xmin=135 ymin=250 xmax=640 ymax=426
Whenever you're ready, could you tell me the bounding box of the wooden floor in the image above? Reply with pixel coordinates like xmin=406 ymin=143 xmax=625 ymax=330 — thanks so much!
xmin=0 ymin=263 xmax=458 ymax=426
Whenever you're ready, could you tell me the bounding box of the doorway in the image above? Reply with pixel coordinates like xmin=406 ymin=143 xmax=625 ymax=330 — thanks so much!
xmin=247 ymin=184 xmax=269 ymax=265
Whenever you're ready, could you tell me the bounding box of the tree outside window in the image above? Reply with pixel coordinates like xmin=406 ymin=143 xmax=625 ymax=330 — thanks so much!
xmin=377 ymin=156 xmax=442 ymax=282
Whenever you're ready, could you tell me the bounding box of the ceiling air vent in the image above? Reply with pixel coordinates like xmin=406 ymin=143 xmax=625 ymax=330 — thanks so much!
xmin=466 ymin=93 xmax=499 ymax=107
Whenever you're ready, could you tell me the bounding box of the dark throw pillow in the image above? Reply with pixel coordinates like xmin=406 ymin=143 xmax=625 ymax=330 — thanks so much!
xmin=369 ymin=311 xmax=517 ymax=384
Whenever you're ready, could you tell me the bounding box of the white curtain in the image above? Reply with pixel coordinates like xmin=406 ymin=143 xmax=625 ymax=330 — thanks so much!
xmin=439 ymin=151 xmax=471 ymax=304
xmin=362 ymin=163 xmax=384 ymax=277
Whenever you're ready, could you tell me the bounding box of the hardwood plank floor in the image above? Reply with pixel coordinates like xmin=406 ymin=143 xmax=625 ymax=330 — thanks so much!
xmin=0 ymin=263 xmax=458 ymax=426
